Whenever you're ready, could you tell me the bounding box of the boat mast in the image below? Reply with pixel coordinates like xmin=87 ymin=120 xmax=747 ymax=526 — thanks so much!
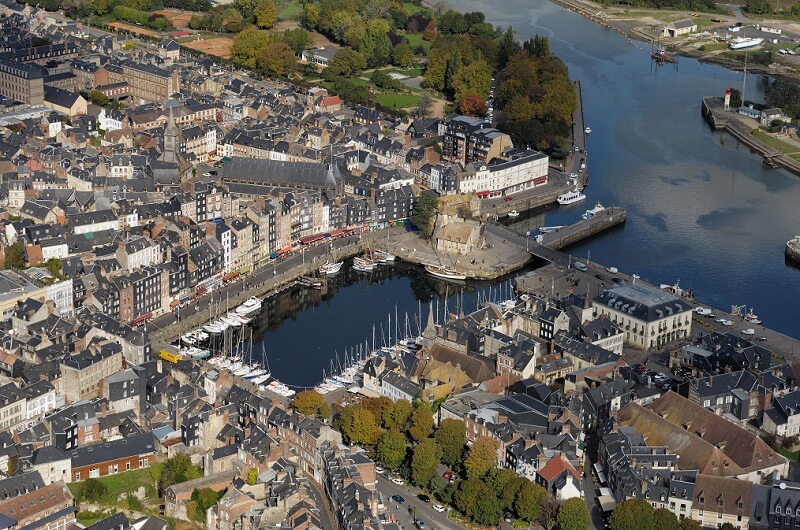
xmin=742 ymin=49 xmax=748 ymax=107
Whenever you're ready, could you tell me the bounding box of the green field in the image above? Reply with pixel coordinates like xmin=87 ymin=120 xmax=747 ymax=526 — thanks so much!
xmin=402 ymin=1 xmax=427 ymax=14
xmin=752 ymin=129 xmax=799 ymax=154
xmin=698 ymin=42 xmax=728 ymax=52
xmin=404 ymin=32 xmax=431 ymax=53
xmin=375 ymin=92 xmax=418 ymax=108
xmin=68 ymin=467 xmax=160 ymax=501
xmin=279 ymin=0 xmax=303 ymax=20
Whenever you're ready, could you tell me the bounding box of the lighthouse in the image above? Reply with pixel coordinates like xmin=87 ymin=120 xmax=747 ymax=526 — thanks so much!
xmin=724 ymin=88 xmax=732 ymax=110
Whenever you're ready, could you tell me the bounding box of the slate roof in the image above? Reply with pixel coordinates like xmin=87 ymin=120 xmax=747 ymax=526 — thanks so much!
xmin=221 ymin=157 xmax=335 ymax=188
xmin=70 ymin=433 xmax=155 ymax=468
xmin=593 ymin=283 xmax=693 ymax=322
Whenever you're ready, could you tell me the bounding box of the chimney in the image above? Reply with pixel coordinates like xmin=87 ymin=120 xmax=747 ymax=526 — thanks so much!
xmin=641 ymin=480 xmax=648 ymax=495
xmin=370 ymin=496 xmax=378 ymax=517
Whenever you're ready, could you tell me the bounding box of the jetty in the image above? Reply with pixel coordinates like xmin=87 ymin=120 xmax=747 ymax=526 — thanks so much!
xmin=538 ymin=206 xmax=627 ymax=249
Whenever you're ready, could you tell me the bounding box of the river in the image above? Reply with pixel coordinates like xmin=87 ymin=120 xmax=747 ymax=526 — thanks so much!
xmin=252 ymin=0 xmax=800 ymax=387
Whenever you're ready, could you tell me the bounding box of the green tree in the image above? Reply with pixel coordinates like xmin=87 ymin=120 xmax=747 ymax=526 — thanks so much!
xmin=339 ymin=405 xmax=381 ymax=446
xmin=514 ymin=480 xmax=546 ymax=522
xmin=680 ymin=519 xmax=702 ymax=530
xmin=524 ymin=34 xmax=550 ymax=58
xmin=4 ymin=242 xmax=24 ymax=269
xmin=411 ymin=438 xmax=442 ymax=486
xmin=231 ymin=26 xmax=270 ymax=70
xmin=484 ymin=467 xmax=516 ymax=497
xmin=444 ymin=48 xmax=461 ymax=94
xmin=90 ymin=0 xmax=109 ymax=15
xmin=329 ymin=48 xmax=367 ymax=76
xmin=746 ymin=0 xmax=772 ymax=14
xmin=719 ymin=524 xmax=737 ymax=530
xmin=45 ymin=258 xmax=63 ymax=279
xmin=464 ymin=435 xmax=499 ymax=479
xmin=259 ymin=41 xmax=298 ymax=77
xmin=254 ymin=0 xmax=277 ymax=28
xmin=410 ymin=192 xmax=438 ymax=239
xmin=610 ymin=498 xmax=656 ymax=530
xmin=81 ymin=478 xmax=108 ymax=502
xmin=453 ymin=57 xmax=492 ymax=102
xmin=362 ymin=396 xmax=394 ymax=426
xmin=392 ymin=43 xmax=413 ymax=67
xmin=246 ymin=468 xmax=258 ymax=485
xmin=653 ymin=508 xmax=680 ymax=530
xmin=190 ymin=488 xmax=223 ymax=520
xmin=284 ymin=27 xmax=310 ymax=55
xmin=408 ymin=403 xmax=434 ymax=443
xmin=222 ymin=8 xmax=245 ymax=32
xmin=292 ymin=390 xmax=330 ymax=419
xmin=501 ymin=477 xmax=526 ymax=511
xmin=234 ymin=0 xmax=255 ymax=18
xmin=377 ymin=429 xmax=407 ymax=470
xmin=557 ymin=497 xmax=590 ymax=530
xmin=498 ymin=26 xmax=519 ymax=68
xmin=454 ymin=478 xmax=502 ymax=525
xmin=385 ymin=399 xmax=412 ymax=430
xmin=423 ymin=47 xmax=448 ymax=91
xmin=434 ymin=419 xmax=465 ymax=468
xmin=159 ymin=453 xmax=202 ymax=492
xmin=539 ymin=493 xmax=561 ymax=530
xmin=302 ymin=2 xmax=320 ymax=29
xmin=437 ymin=9 xmax=467 ymax=35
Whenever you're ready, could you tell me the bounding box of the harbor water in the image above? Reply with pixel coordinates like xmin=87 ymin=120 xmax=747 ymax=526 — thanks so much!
xmin=252 ymin=0 xmax=800 ymax=386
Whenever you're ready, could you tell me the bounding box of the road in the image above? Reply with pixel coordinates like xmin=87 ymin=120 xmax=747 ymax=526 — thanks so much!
xmin=376 ymin=475 xmax=461 ymax=530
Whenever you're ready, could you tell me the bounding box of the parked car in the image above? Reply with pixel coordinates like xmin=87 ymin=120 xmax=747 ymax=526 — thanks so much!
xmin=392 ymin=495 xmax=406 ymax=504
xmin=504 ymin=196 xmax=513 ymax=201
xmin=433 ymin=504 xmax=446 ymax=513
xmin=415 ymin=520 xmax=427 ymax=529
xmin=417 ymin=494 xmax=431 ymax=503
xmin=757 ymin=336 xmax=768 ymax=341
xmin=391 ymin=477 xmax=404 ymax=485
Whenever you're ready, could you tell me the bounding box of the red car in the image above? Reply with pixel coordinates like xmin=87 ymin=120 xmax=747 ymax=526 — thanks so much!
xmin=503 ymin=196 xmax=512 ymax=201
xmin=443 ymin=471 xmax=453 ymax=481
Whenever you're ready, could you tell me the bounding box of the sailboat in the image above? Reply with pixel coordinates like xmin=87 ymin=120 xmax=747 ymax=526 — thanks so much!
xmin=426 ymin=249 xmax=468 ymax=281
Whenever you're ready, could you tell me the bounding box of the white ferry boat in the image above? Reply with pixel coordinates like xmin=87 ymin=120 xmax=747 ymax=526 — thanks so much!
xmin=581 ymin=202 xmax=605 ymax=219
xmin=729 ymin=37 xmax=764 ymax=50
xmin=557 ymin=189 xmax=587 ymax=205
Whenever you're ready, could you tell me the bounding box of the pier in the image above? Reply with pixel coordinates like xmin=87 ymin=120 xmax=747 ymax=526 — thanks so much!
xmin=539 ymin=206 xmax=627 ymax=249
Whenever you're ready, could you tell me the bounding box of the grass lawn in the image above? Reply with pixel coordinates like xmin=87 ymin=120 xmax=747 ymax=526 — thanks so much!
xmin=752 ymin=130 xmax=799 ymax=154
xmin=780 ymin=447 xmax=800 ymax=460
xmin=402 ymin=1 xmax=426 ymax=14
xmin=278 ymin=0 xmax=303 ymax=20
xmin=698 ymin=42 xmax=728 ymax=52
xmin=68 ymin=467 xmax=158 ymax=501
xmin=376 ymin=92 xmax=418 ymax=108
xmin=404 ymin=32 xmax=431 ymax=54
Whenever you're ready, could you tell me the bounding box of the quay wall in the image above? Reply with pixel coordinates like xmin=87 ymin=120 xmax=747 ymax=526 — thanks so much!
xmin=541 ymin=207 xmax=627 ymax=249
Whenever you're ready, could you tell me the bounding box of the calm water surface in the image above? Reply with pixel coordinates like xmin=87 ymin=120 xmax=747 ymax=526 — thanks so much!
xmin=255 ymin=0 xmax=800 ymax=386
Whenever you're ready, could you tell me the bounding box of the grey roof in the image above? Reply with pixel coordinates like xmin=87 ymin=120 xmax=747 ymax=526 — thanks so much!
xmin=31 ymin=446 xmax=69 ymax=465
xmin=593 ymin=283 xmax=692 ymax=322
xmin=70 ymin=433 xmax=155 ymax=468
xmin=44 ymin=86 xmax=82 ymax=109
xmin=221 ymin=157 xmax=336 ymax=188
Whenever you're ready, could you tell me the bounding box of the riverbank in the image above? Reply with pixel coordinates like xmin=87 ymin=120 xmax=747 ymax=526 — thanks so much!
xmin=701 ymin=96 xmax=800 ymax=177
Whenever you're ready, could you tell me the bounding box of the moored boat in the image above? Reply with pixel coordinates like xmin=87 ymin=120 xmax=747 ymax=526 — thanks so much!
xmin=507 ymin=210 xmax=520 ymax=218
xmin=787 ymin=236 xmax=800 ymax=264
xmin=374 ymin=250 xmax=396 ymax=263
xmin=557 ymin=189 xmax=587 ymax=205
xmin=581 ymin=202 xmax=605 ymax=220
xmin=320 ymin=261 xmax=343 ymax=275
xmin=425 ymin=264 xmax=468 ymax=281
xmin=353 ymin=256 xmax=377 ymax=272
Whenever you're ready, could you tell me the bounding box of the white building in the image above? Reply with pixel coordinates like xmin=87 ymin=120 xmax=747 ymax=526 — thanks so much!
xmin=763 ymin=391 xmax=800 ymax=438
xmin=46 ymin=279 xmax=73 ymax=319
xmin=68 ymin=210 xmax=120 ymax=235
xmin=458 ymin=151 xmax=549 ymax=195
xmin=592 ymin=283 xmax=693 ymax=349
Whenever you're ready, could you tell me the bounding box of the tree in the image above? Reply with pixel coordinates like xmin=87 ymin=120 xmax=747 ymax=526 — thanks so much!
xmin=498 ymin=27 xmax=520 ymax=68
xmin=500 ymin=477 xmax=526 ymax=511
xmin=464 ymin=436 xmax=499 ymax=479
xmin=392 ymin=43 xmax=413 ymax=68
xmin=292 ymin=390 xmax=331 ymax=419
xmin=408 ymin=403 xmax=434 ymax=443
xmin=45 ymin=258 xmax=63 ymax=279
xmin=89 ymin=89 xmax=109 ymax=107
xmin=514 ymin=480 xmax=546 ymax=522
xmin=423 ymin=20 xmax=438 ymax=41
xmin=458 ymin=93 xmax=486 ymax=117
xmin=90 ymin=0 xmax=109 ymax=15
xmin=246 ymin=468 xmax=258 ymax=485
xmin=81 ymin=478 xmax=108 ymax=502
xmin=253 ymin=0 xmax=277 ymax=28
xmin=231 ymin=26 xmax=270 ymax=70
xmin=411 ymin=438 xmax=442 ymax=486
xmin=259 ymin=42 xmax=298 ymax=77
xmin=338 ymin=405 xmax=381 ymax=446
xmin=329 ymin=48 xmax=367 ymax=77
xmin=413 ymin=92 xmax=434 ymax=118
xmin=4 ymin=242 xmax=24 ymax=269
xmin=362 ymin=397 xmax=394 ymax=426
xmin=377 ymin=429 xmax=407 ymax=470
xmin=719 ymin=524 xmax=737 ymax=530
xmin=746 ymin=0 xmax=772 ymax=14
xmin=284 ymin=27 xmax=310 ymax=55
xmin=190 ymin=488 xmax=222 ymax=520
xmin=159 ymin=453 xmax=201 ymax=492
xmin=434 ymin=419 xmax=466 ymax=468
xmin=610 ymin=498 xmax=656 ymax=530
xmin=653 ymin=508 xmax=680 ymax=530
xmin=484 ymin=467 xmax=517 ymax=497
xmin=410 ymin=191 xmax=438 ymax=239
xmin=557 ymin=497 xmax=590 ymax=530
xmin=454 ymin=478 xmax=502 ymax=525
xmin=680 ymin=519 xmax=702 ymax=530
xmin=222 ymin=8 xmax=245 ymax=32
xmin=385 ymin=399 xmax=412 ymax=430
xmin=538 ymin=493 xmax=561 ymax=530
xmin=453 ymin=57 xmax=492 ymax=101
xmin=437 ymin=9 xmax=467 ymax=35
xmin=302 ymin=2 xmax=320 ymax=29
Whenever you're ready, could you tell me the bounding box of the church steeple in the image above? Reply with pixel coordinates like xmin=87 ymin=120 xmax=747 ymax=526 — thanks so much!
xmin=161 ymin=105 xmax=178 ymax=163
xmin=422 ymin=302 xmax=437 ymax=351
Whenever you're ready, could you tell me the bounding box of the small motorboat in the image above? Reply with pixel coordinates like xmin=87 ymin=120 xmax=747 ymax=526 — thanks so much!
xmin=585 ymin=126 xmax=591 ymax=134
xmin=508 ymin=210 xmax=520 ymax=218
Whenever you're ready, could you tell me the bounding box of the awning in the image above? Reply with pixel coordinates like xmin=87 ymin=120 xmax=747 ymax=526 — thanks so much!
xmin=223 ymin=272 xmax=240 ymax=282
xmin=180 ymin=296 xmax=190 ymax=302
xmin=196 ymin=287 xmax=207 ymax=296
xmin=597 ymin=495 xmax=617 ymax=512
xmin=269 ymin=252 xmax=279 ymax=259
xmin=475 ymin=190 xmax=491 ymax=197
xmin=300 ymin=234 xmax=326 ymax=245
xmin=534 ymin=176 xmax=548 ymax=185
xmin=328 ymin=228 xmax=347 ymax=238
xmin=277 ymin=245 xmax=292 ymax=255
xmin=170 ymin=300 xmax=181 ymax=308
xmin=133 ymin=312 xmax=153 ymax=324
xmin=239 ymin=266 xmax=251 ymax=274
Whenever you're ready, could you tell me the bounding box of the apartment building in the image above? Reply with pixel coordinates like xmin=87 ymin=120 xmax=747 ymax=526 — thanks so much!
xmin=0 ymin=58 xmax=44 ymax=104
